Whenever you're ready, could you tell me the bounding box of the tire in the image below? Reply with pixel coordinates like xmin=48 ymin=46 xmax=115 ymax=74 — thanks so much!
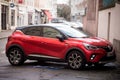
xmin=7 ymin=47 xmax=25 ymax=66
xmin=67 ymin=50 xmax=85 ymax=70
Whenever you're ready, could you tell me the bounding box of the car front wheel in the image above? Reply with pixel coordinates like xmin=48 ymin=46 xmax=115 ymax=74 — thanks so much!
xmin=67 ymin=50 xmax=85 ymax=70
xmin=7 ymin=47 xmax=25 ymax=66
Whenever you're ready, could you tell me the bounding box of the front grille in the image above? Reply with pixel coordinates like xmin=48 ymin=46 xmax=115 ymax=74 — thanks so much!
xmin=99 ymin=45 xmax=113 ymax=52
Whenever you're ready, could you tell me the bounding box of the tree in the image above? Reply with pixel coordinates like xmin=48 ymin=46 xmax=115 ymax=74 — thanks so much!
xmin=57 ymin=4 xmax=71 ymax=21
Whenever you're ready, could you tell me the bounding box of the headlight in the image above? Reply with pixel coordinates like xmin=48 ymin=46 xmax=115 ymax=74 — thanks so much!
xmin=83 ymin=43 xmax=99 ymax=50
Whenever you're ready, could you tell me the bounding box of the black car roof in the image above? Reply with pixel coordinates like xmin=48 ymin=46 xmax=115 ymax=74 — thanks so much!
xmin=16 ymin=24 xmax=47 ymax=30
xmin=16 ymin=23 xmax=71 ymax=30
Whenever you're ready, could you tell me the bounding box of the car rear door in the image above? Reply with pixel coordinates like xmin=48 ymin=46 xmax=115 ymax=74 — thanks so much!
xmin=21 ymin=26 xmax=44 ymax=55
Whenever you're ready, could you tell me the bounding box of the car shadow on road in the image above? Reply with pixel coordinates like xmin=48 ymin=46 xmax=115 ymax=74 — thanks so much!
xmin=14 ymin=61 xmax=117 ymax=72
xmin=82 ymin=65 xmax=116 ymax=71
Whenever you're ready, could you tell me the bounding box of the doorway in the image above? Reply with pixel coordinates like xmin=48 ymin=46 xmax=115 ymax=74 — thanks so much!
xmin=1 ymin=5 xmax=8 ymax=30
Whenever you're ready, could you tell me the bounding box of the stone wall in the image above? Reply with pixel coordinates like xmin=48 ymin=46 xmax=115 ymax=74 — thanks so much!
xmin=113 ymin=39 xmax=120 ymax=63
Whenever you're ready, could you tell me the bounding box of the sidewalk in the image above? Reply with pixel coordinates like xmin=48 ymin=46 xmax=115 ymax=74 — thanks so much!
xmin=0 ymin=30 xmax=14 ymax=39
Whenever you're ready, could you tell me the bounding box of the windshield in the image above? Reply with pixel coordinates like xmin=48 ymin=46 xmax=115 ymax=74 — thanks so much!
xmin=56 ymin=27 xmax=88 ymax=38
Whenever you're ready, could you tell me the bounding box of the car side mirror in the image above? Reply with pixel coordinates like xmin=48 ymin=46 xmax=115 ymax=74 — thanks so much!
xmin=56 ymin=35 xmax=64 ymax=42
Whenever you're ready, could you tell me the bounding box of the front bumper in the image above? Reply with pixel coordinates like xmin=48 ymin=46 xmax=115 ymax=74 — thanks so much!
xmin=84 ymin=48 xmax=116 ymax=64
xmin=98 ymin=51 xmax=116 ymax=64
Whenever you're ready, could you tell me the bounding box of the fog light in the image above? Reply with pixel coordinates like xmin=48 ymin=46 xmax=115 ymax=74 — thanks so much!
xmin=90 ymin=54 xmax=96 ymax=60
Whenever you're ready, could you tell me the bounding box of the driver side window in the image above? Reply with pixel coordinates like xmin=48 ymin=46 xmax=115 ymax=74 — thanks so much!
xmin=43 ymin=27 xmax=62 ymax=38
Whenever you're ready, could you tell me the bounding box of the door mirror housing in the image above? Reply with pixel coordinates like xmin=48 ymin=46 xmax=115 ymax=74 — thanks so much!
xmin=56 ymin=35 xmax=64 ymax=42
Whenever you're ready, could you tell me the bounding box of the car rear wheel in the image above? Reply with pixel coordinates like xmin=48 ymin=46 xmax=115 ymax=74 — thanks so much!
xmin=7 ymin=47 xmax=25 ymax=66
xmin=67 ymin=50 xmax=85 ymax=70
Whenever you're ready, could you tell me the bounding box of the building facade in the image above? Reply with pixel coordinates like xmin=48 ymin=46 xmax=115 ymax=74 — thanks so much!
xmin=78 ymin=0 xmax=120 ymax=62
xmin=76 ymin=0 xmax=99 ymax=36
xmin=50 ymin=0 xmax=57 ymax=18
xmin=39 ymin=0 xmax=57 ymax=23
xmin=0 ymin=0 xmax=57 ymax=31
xmin=98 ymin=0 xmax=120 ymax=62
xmin=34 ymin=0 xmax=41 ymax=24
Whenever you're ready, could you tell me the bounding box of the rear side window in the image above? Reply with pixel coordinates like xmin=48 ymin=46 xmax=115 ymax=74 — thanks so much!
xmin=22 ymin=26 xmax=42 ymax=36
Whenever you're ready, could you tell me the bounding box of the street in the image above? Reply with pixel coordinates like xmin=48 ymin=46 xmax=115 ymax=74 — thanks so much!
xmin=0 ymin=38 xmax=120 ymax=80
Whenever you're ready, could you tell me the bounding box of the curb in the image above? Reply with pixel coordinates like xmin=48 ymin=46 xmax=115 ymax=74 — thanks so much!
xmin=0 ymin=37 xmax=8 ymax=40
xmin=0 ymin=30 xmax=14 ymax=40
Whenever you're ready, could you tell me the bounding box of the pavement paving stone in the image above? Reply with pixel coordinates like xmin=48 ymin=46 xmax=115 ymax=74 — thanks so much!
xmin=0 ymin=30 xmax=14 ymax=39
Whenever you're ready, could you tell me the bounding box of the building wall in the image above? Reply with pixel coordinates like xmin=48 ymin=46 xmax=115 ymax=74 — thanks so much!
xmin=98 ymin=3 xmax=120 ymax=43
xmin=0 ymin=0 xmax=17 ymax=31
xmin=50 ymin=0 xmax=57 ymax=18
xmin=0 ymin=0 xmax=57 ymax=31
xmin=9 ymin=0 xmax=18 ymax=29
xmin=34 ymin=0 xmax=39 ymax=9
xmin=110 ymin=4 xmax=120 ymax=43
xmin=98 ymin=10 xmax=109 ymax=40
xmin=0 ymin=0 xmax=10 ymax=31
xmin=75 ymin=0 xmax=99 ymax=36
xmin=83 ymin=0 xmax=99 ymax=36
xmin=34 ymin=0 xmax=41 ymax=24
xmin=0 ymin=4 xmax=1 ymax=31
xmin=25 ymin=0 xmax=35 ymax=25
xmin=39 ymin=0 xmax=51 ymax=10
xmin=39 ymin=0 xmax=57 ymax=22
xmin=98 ymin=3 xmax=120 ymax=62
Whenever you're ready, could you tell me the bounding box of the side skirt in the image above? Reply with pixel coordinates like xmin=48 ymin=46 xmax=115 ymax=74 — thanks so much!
xmin=27 ymin=54 xmax=65 ymax=62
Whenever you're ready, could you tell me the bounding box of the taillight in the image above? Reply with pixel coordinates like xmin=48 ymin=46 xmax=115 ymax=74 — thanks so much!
xmin=8 ymin=36 xmax=12 ymax=41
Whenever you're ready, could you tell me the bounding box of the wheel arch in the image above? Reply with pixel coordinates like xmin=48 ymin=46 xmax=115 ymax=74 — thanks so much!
xmin=6 ymin=44 xmax=26 ymax=57
xmin=65 ymin=47 xmax=86 ymax=61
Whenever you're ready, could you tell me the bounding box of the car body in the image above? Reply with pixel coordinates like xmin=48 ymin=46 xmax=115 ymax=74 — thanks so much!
xmin=6 ymin=24 xmax=116 ymax=69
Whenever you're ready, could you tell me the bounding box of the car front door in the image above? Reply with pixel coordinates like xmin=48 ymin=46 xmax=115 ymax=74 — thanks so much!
xmin=39 ymin=26 xmax=68 ymax=59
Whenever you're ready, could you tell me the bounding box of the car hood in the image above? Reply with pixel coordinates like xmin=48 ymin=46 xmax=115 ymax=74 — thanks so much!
xmin=69 ymin=37 xmax=110 ymax=46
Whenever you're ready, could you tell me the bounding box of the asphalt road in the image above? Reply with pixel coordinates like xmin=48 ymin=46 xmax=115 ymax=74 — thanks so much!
xmin=0 ymin=38 xmax=120 ymax=80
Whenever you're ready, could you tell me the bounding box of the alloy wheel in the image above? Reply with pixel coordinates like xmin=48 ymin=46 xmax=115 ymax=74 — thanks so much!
xmin=8 ymin=47 xmax=25 ymax=66
xmin=67 ymin=51 xmax=85 ymax=69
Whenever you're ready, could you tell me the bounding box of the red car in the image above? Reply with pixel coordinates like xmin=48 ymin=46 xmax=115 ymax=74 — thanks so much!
xmin=6 ymin=24 xmax=116 ymax=69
